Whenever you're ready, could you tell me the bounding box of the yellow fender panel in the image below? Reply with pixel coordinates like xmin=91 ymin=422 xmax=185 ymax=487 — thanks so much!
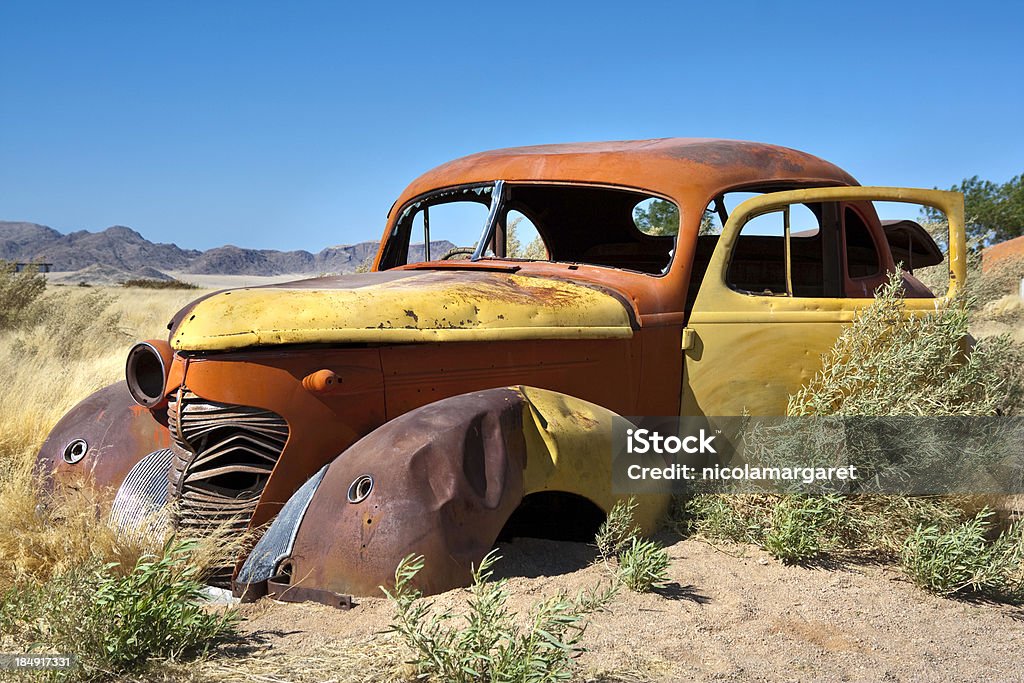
xmin=517 ymin=386 xmax=669 ymax=535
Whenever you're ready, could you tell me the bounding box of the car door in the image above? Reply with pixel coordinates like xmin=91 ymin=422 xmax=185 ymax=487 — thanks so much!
xmin=681 ymin=186 xmax=966 ymax=416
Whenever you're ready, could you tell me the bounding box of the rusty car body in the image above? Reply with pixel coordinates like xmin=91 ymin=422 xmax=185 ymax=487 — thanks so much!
xmin=35 ymin=138 xmax=966 ymax=603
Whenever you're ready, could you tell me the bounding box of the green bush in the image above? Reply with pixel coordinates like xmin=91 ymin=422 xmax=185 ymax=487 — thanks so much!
xmin=0 ymin=261 xmax=47 ymax=331
xmin=121 ymin=278 xmax=198 ymax=289
xmin=679 ymin=270 xmax=1024 ymax=597
xmin=1 ymin=539 xmax=238 ymax=680
xmin=680 ymin=493 xmax=861 ymax=565
xmin=761 ymin=495 xmax=850 ymax=564
xmin=382 ymin=551 xmax=618 ymax=683
xmin=901 ymin=509 xmax=1024 ymax=601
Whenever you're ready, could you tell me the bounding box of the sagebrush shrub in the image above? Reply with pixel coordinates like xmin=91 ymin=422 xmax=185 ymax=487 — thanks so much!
xmin=681 ymin=270 xmax=1024 ymax=597
xmin=595 ymin=496 xmax=639 ymax=559
xmin=761 ymin=495 xmax=852 ymax=564
xmin=901 ymin=509 xmax=1024 ymax=600
xmin=789 ymin=271 xmax=1020 ymax=417
xmin=596 ymin=498 xmax=671 ymax=593
xmin=617 ymin=537 xmax=670 ymax=591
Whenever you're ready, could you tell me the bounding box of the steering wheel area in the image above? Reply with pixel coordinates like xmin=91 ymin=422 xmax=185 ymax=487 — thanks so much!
xmin=439 ymin=247 xmax=476 ymax=261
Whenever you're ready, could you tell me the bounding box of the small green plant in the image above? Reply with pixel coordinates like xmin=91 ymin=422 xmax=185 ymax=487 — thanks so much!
xmin=617 ymin=537 xmax=670 ymax=592
xmin=382 ymin=550 xmax=617 ymax=683
xmin=674 ymin=490 xmax=770 ymax=544
xmin=679 ymin=492 xmax=859 ymax=565
xmin=761 ymin=495 xmax=850 ymax=564
xmin=789 ymin=271 xmax=1021 ymax=417
xmin=901 ymin=509 xmax=1024 ymax=601
xmin=1 ymin=539 xmax=238 ymax=679
xmin=595 ymin=496 xmax=639 ymax=558
xmin=595 ymin=498 xmax=671 ymax=592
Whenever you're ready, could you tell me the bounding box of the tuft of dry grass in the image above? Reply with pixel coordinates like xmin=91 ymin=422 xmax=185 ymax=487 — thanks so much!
xmin=0 ymin=286 xmax=203 ymax=469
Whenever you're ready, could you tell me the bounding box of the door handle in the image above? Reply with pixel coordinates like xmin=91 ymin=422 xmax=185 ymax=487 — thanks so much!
xmin=681 ymin=327 xmax=695 ymax=351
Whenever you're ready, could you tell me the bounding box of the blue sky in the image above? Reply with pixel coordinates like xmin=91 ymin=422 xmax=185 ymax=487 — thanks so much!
xmin=2 ymin=1 xmax=1021 ymax=252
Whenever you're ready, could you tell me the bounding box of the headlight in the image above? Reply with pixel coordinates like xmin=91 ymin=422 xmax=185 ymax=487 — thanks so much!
xmin=125 ymin=340 xmax=173 ymax=408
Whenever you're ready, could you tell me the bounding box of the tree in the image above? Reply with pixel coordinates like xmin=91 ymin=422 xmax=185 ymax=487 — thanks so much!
xmin=922 ymin=173 xmax=1024 ymax=244
xmin=506 ymin=217 xmax=547 ymax=260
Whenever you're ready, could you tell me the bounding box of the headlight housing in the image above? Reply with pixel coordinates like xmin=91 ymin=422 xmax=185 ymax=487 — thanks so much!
xmin=125 ymin=340 xmax=173 ymax=408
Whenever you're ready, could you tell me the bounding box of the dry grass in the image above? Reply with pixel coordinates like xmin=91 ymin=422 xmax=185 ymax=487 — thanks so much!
xmin=0 ymin=286 xmax=212 ymax=581
xmin=146 ymin=637 xmax=409 ymax=683
xmin=0 ymin=287 xmax=202 ymax=461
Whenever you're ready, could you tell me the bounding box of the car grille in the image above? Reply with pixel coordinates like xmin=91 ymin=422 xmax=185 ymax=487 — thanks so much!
xmin=167 ymin=387 xmax=289 ymax=583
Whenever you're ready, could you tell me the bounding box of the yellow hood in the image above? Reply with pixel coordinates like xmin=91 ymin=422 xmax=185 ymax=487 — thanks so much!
xmin=171 ymin=270 xmax=634 ymax=351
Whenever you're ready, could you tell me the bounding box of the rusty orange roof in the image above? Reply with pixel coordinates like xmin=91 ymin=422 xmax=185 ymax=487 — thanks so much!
xmin=391 ymin=138 xmax=859 ymax=217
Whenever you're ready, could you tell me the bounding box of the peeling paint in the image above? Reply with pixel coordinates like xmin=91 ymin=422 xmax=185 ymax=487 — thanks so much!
xmin=172 ymin=271 xmax=634 ymax=351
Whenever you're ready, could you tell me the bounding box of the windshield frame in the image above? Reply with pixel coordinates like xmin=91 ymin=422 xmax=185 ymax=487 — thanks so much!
xmin=380 ymin=180 xmax=681 ymax=277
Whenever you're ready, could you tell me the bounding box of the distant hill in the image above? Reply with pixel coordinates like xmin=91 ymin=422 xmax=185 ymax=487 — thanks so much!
xmin=0 ymin=220 xmax=456 ymax=276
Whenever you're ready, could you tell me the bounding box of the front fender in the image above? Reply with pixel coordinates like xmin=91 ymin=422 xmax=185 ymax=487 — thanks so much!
xmin=35 ymin=381 xmax=172 ymax=495
xmin=235 ymin=385 xmax=669 ymax=600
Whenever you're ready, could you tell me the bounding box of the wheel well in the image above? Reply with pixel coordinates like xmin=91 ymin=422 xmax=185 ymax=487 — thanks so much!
xmin=497 ymin=491 xmax=605 ymax=543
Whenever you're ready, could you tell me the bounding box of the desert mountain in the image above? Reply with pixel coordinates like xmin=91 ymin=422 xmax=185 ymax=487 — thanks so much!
xmin=0 ymin=220 xmax=455 ymax=276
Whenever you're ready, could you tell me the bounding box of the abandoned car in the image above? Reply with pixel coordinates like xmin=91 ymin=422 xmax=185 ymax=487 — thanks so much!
xmin=35 ymin=138 xmax=966 ymax=604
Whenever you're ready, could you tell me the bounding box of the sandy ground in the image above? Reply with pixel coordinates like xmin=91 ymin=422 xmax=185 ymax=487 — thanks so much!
xmin=221 ymin=536 xmax=1024 ymax=683
xmin=163 ymin=271 xmax=318 ymax=289
xmin=43 ymin=270 xmax=313 ymax=289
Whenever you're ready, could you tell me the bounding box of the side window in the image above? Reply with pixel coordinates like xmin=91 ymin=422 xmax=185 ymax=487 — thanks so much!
xmin=726 ymin=202 xmax=838 ymax=297
xmin=844 ymin=207 xmax=881 ymax=278
xmin=505 ymin=210 xmax=548 ymax=259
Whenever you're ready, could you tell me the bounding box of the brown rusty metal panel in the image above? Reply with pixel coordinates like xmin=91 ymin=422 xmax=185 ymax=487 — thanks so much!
xmin=36 ymin=381 xmax=173 ymax=497
xmin=282 ymin=388 xmax=528 ymax=597
xmin=388 ymin=139 xmax=857 ymax=223
xmin=378 ymin=337 xmax=643 ymax=420
xmin=633 ymin=326 xmax=684 ymax=416
xmin=167 ymin=330 xmax=680 ymax=541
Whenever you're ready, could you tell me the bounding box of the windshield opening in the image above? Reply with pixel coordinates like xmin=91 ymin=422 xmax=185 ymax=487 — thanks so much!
xmin=379 ymin=183 xmax=679 ymax=275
